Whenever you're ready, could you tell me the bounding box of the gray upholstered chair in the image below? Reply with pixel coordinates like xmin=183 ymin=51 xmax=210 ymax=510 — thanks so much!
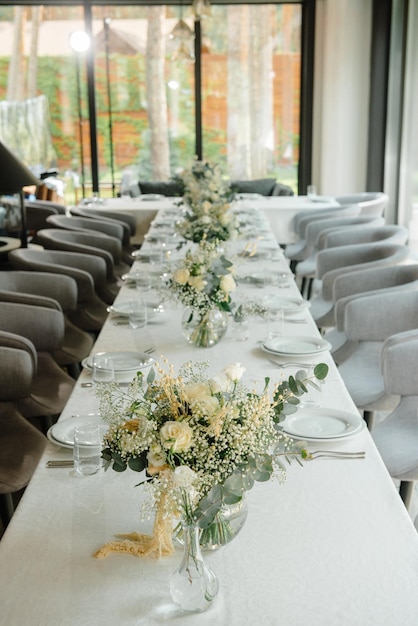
xmin=337 ymin=290 xmax=418 ymax=429
xmin=285 ymin=204 xmax=361 ymax=271
xmin=0 ymin=271 xmax=94 ymax=376
xmin=0 ymin=302 xmax=75 ymax=432
xmin=0 ymin=332 xmax=47 ymax=528
xmin=8 ymin=248 xmax=108 ymax=333
xmin=328 ymin=264 xmax=418 ymax=363
xmin=318 ymin=223 xmax=408 ymax=250
xmin=295 ymin=215 xmax=385 ymax=298
xmin=372 ymin=330 xmax=418 ymax=509
xmin=34 ymin=228 xmax=123 ymax=301
xmin=45 ymin=213 xmax=125 ymax=243
xmin=69 ymin=205 xmax=138 ymax=264
xmin=5 ymin=201 xmax=60 ymax=243
xmin=25 ymin=199 xmax=66 ymax=215
xmin=333 ymin=192 xmax=389 ymax=216
xmin=309 ymin=242 xmax=410 ymax=329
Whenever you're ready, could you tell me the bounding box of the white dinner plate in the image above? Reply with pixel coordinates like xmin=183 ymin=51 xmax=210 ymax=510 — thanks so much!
xmin=81 ymin=351 xmax=153 ymax=372
xmin=107 ymin=302 xmax=159 ymax=318
xmin=237 ymin=270 xmax=292 ymax=286
xmin=121 ymin=269 xmax=167 ymax=284
xmin=309 ymin=195 xmax=335 ymax=203
xmin=263 ymin=296 xmax=311 ymax=312
xmin=280 ymin=407 xmax=365 ymax=441
xmin=262 ymin=335 xmax=331 ymax=356
xmin=140 ymin=194 xmax=164 ymax=201
xmin=47 ymin=414 xmax=108 ymax=449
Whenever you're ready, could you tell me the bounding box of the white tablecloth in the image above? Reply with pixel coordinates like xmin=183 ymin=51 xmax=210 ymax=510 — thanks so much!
xmin=1 ymin=209 xmax=418 ymax=625
xmin=236 ymin=195 xmax=340 ymax=244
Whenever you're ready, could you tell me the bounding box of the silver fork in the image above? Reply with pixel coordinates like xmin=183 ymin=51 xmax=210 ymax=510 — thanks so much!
xmin=306 ymin=450 xmax=366 ymax=461
xmin=268 ymin=358 xmax=313 ymax=369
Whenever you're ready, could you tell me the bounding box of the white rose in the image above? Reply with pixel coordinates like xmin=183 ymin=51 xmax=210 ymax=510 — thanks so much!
xmin=210 ymin=374 xmax=231 ymax=393
xmin=223 ymin=362 xmax=246 ymax=382
xmin=173 ymin=465 xmax=197 ymax=488
xmin=189 ymin=275 xmax=207 ymax=291
xmin=147 ymin=443 xmax=166 ymax=468
xmin=184 ymin=381 xmax=212 ymax=401
xmin=220 ymin=274 xmax=236 ymax=293
xmin=191 ymin=394 xmax=220 ymax=417
xmin=173 ymin=268 xmax=190 ymax=284
xmin=160 ymin=421 xmax=193 ymax=452
xmin=219 ymin=213 xmax=231 ymax=226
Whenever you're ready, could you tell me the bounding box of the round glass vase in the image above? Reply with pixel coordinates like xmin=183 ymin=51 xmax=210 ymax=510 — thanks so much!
xmin=170 ymin=522 xmax=219 ymax=613
xmin=181 ymin=308 xmax=228 ymax=348
xmin=173 ymin=498 xmax=248 ymax=551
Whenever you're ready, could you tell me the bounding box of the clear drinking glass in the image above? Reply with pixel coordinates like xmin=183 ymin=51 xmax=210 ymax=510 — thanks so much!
xmin=92 ymin=354 xmax=115 ymax=385
xmin=267 ymin=307 xmax=285 ymax=339
xmin=73 ymin=424 xmax=103 ymax=476
xmin=128 ymin=298 xmax=148 ymax=329
xmin=307 ymin=184 xmax=317 ymax=199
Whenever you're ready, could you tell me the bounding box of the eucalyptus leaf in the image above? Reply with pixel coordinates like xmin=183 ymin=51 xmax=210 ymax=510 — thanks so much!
xmin=128 ymin=455 xmax=146 ymax=472
xmin=146 ymin=367 xmax=155 ymax=384
xmin=314 ymin=363 xmax=329 ymax=380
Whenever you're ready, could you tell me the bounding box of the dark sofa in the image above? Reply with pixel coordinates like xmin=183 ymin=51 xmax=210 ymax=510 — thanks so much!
xmin=126 ymin=177 xmax=294 ymax=198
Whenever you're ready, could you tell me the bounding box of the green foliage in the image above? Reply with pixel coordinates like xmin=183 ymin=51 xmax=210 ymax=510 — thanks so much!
xmin=271 ymin=365 xmax=329 ymax=423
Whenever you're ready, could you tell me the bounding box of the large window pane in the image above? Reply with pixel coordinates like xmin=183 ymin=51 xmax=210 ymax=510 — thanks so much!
xmin=200 ymin=4 xmax=301 ymax=190
xmin=0 ymin=3 xmax=301 ymax=204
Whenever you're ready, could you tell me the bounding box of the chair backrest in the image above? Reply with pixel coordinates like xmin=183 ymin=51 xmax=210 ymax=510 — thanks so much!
xmin=35 ymin=228 xmax=121 ymax=278
xmin=9 ymin=248 xmax=105 ymax=302
xmin=8 ymin=249 xmax=108 ymax=332
xmin=0 ymin=330 xmax=37 ymax=373
xmin=46 ymin=214 xmax=124 ymax=242
xmin=70 ymin=206 xmax=136 ymax=238
xmin=25 ymin=199 xmax=67 ymax=215
xmin=0 ymin=342 xmax=35 ymax=401
xmin=317 ymin=243 xmax=410 ymax=301
xmin=343 ymin=289 xmax=418 ymax=342
xmin=333 ymin=263 xmax=418 ymax=304
xmin=293 ymin=204 xmax=361 ymax=239
xmin=25 ymin=204 xmax=60 ymax=233
xmin=320 ymin=224 xmax=409 ymax=249
xmin=334 ymin=271 xmax=418 ymax=332
xmin=334 ymin=192 xmax=389 ymax=216
xmin=0 ymin=332 xmax=47 ymax=499
xmin=0 ymin=271 xmax=78 ymax=313
xmin=381 ymin=330 xmax=418 ymax=396
xmin=314 ymin=216 xmax=386 ymax=250
xmin=0 ymin=301 xmax=65 ymax=352
xmin=317 ymin=241 xmax=409 ymax=282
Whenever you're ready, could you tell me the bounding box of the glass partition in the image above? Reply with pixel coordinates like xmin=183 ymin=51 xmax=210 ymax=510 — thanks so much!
xmin=0 ymin=3 xmax=302 ymax=203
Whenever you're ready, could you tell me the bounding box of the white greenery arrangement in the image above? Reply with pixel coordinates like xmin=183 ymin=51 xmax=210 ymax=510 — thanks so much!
xmin=166 ymin=238 xmax=236 ymax=314
xmin=173 ymin=159 xmax=238 ymax=243
xmin=93 ymin=358 xmax=328 ymax=559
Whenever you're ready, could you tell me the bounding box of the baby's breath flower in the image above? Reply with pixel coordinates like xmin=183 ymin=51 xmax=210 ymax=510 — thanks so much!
xmin=98 ymin=358 xmax=325 ymax=528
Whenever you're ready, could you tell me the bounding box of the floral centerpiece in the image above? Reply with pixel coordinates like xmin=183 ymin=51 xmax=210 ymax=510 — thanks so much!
xmin=94 ymin=358 xmax=328 ymax=558
xmin=93 ymin=358 xmax=328 ymax=611
xmin=167 ymin=239 xmax=237 ymax=347
xmin=173 ymin=159 xmax=238 ymax=243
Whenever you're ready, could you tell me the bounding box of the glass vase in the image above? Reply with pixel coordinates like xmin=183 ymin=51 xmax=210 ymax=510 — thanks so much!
xmin=170 ymin=522 xmax=219 ymax=613
xmin=181 ymin=308 xmax=228 ymax=348
xmin=174 ymin=498 xmax=248 ymax=551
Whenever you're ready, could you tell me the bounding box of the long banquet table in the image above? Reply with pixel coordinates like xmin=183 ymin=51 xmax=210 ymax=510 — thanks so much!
xmin=83 ymin=194 xmax=340 ymax=245
xmin=1 ymin=206 xmax=418 ymax=625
